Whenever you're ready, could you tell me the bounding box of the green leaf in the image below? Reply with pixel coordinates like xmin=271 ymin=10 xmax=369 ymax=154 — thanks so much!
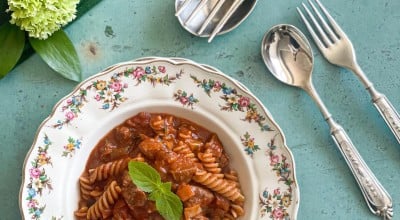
xmin=29 ymin=30 xmax=82 ymax=82
xmin=0 ymin=23 xmax=25 ymax=79
xmin=148 ymin=182 xmax=172 ymax=201
xmin=128 ymin=161 xmax=161 ymax=192
xmin=128 ymin=161 xmax=183 ymax=219
xmin=155 ymin=191 xmax=183 ymax=220
xmin=160 ymin=182 xmax=172 ymax=193
xmin=148 ymin=188 xmax=163 ymax=201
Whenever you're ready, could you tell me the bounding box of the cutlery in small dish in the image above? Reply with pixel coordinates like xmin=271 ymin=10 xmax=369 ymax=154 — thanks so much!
xmin=175 ymin=0 xmax=258 ymax=42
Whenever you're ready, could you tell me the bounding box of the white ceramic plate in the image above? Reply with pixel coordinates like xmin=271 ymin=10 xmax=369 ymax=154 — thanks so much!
xmin=19 ymin=57 xmax=299 ymax=220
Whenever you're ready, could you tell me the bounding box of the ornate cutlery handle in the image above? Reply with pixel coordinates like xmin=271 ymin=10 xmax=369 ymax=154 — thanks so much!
xmin=352 ymin=66 xmax=399 ymax=144
xmin=372 ymin=94 xmax=400 ymax=144
xmin=328 ymin=119 xmax=393 ymax=219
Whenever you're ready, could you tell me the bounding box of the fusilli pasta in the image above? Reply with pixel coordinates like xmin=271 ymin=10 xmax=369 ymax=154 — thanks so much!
xmin=88 ymin=157 xmax=130 ymax=184
xmin=193 ymin=169 xmax=244 ymax=202
xmin=78 ymin=176 xmax=94 ymax=200
xmin=198 ymin=152 xmax=223 ymax=178
xmin=173 ymin=141 xmax=198 ymax=162
xmin=87 ymin=180 xmax=121 ymax=219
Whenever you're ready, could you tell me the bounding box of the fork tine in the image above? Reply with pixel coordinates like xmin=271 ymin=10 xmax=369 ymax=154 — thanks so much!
xmin=315 ymin=0 xmax=346 ymax=38
xmin=308 ymin=0 xmax=338 ymax=42
xmin=301 ymin=3 xmax=332 ymax=47
xmin=175 ymin=0 xmax=192 ymax=16
xmin=297 ymin=7 xmax=326 ymax=51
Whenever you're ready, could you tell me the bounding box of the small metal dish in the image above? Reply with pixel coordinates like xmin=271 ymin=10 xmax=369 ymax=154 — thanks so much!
xmin=175 ymin=0 xmax=258 ymax=42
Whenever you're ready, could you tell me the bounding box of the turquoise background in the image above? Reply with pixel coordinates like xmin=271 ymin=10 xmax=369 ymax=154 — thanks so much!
xmin=1 ymin=0 xmax=399 ymax=219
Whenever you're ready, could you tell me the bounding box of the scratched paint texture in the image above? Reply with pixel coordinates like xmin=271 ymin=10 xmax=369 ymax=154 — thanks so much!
xmin=0 ymin=0 xmax=399 ymax=219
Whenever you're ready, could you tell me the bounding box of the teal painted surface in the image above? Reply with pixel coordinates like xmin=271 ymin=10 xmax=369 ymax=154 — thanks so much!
xmin=1 ymin=0 xmax=399 ymax=219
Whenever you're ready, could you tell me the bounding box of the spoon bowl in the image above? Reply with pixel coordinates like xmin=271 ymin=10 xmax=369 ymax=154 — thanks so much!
xmin=261 ymin=24 xmax=313 ymax=89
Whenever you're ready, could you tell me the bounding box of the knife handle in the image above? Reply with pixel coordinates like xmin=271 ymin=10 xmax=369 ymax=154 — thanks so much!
xmin=372 ymin=94 xmax=400 ymax=144
xmin=328 ymin=119 xmax=393 ymax=219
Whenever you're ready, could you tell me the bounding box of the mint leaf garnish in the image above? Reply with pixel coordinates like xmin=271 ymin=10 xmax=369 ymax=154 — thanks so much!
xmin=160 ymin=182 xmax=172 ymax=193
xmin=128 ymin=161 xmax=183 ymax=220
xmin=154 ymin=191 xmax=183 ymax=220
xmin=128 ymin=161 xmax=161 ymax=192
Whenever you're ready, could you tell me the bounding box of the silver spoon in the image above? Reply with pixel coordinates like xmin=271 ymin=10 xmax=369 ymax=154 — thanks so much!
xmin=261 ymin=24 xmax=393 ymax=219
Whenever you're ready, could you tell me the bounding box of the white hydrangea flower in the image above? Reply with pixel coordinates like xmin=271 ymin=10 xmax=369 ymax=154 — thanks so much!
xmin=7 ymin=0 xmax=80 ymax=40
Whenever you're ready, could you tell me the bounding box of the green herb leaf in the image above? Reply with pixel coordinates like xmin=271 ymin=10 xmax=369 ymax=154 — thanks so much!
xmin=148 ymin=188 xmax=163 ymax=201
xmin=128 ymin=161 xmax=183 ymax=220
xmin=160 ymin=182 xmax=172 ymax=193
xmin=29 ymin=29 xmax=82 ymax=82
xmin=148 ymin=182 xmax=172 ymax=200
xmin=128 ymin=161 xmax=161 ymax=192
xmin=0 ymin=23 xmax=25 ymax=79
xmin=155 ymin=191 xmax=183 ymax=220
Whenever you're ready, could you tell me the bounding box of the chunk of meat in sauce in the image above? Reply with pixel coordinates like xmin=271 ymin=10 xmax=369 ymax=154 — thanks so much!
xmin=214 ymin=193 xmax=230 ymax=212
xmin=121 ymin=171 xmax=147 ymax=209
xmin=121 ymin=172 xmax=163 ymax=219
xmin=169 ymin=155 xmax=196 ymax=183
xmin=126 ymin=112 xmax=155 ymax=136
xmin=183 ymin=185 xmax=215 ymax=208
xmin=153 ymin=149 xmax=179 ymax=182
xmin=155 ymin=147 xmax=179 ymax=164
xmin=114 ymin=126 xmax=133 ymax=145
xmin=128 ymin=112 xmax=151 ymax=126
xmin=112 ymin=199 xmax=134 ymax=220
xmin=177 ymin=183 xmax=195 ymax=202
xmin=138 ymin=136 xmax=165 ymax=160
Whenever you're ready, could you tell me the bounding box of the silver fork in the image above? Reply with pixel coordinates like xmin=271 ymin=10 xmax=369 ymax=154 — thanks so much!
xmin=297 ymin=1 xmax=394 ymax=219
xmin=297 ymin=0 xmax=400 ymax=146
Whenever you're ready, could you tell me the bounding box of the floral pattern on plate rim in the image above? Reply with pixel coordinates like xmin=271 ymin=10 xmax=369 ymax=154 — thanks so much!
xmin=241 ymin=131 xmax=261 ymax=158
xmin=21 ymin=59 xmax=298 ymax=220
xmin=260 ymin=136 xmax=295 ymax=220
xmin=62 ymin=137 xmax=82 ymax=158
xmin=173 ymin=89 xmax=199 ymax=109
xmin=52 ymin=65 xmax=183 ymax=129
xmin=190 ymin=75 xmax=273 ymax=132
xmin=25 ymin=135 xmax=53 ymax=219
